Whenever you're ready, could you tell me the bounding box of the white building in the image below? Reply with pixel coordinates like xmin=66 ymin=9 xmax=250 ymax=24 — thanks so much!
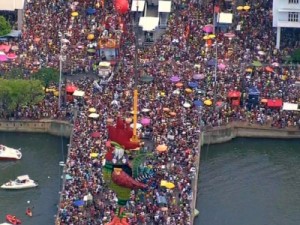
xmin=273 ymin=0 xmax=300 ymax=49
xmin=0 ymin=0 xmax=25 ymax=30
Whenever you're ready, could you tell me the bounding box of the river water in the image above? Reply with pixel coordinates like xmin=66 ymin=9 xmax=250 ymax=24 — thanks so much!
xmin=195 ymin=138 xmax=300 ymax=225
xmin=0 ymin=132 xmax=68 ymax=225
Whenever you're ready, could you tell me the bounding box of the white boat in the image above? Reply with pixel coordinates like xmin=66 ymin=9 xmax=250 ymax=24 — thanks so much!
xmin=0 ymin=144 xmax=22 ymax=160
xmin=1 ymin=175 xmax=38 ymax=190
xmin=0 ymin=223 xmax=14 ymax=225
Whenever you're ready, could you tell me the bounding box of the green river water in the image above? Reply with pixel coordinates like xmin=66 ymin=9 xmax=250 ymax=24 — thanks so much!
xmin=196 ymin=138 xmax=300 ymax=225
xmin=0 ymin=132 xmax=68 ymax=225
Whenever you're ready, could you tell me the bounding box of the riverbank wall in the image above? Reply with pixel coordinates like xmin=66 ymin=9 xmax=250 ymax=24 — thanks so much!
xmin=0 ymin=119 xmax=73 ymax=137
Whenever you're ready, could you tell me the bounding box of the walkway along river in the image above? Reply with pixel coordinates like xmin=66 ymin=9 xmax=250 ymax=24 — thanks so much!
xmin=0 ymin=120 xmax=300 ymax=224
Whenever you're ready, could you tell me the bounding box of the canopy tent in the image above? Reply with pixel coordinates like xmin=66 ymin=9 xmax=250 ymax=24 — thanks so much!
xmin=217 ymin=12 xmax=233 ymax=24
xmin=282 ymin=102 xmax=300 ymax=111
xmin=227 ymin=91 xmax=241 ymax=98
xmin=139 ymin=17 xmax=159 ymax=31
xmin=267 ymin=99 xmax=283 ymax=108
xmin=158 ymin=1 xmax=171 ymax=12
xmin=131 ymin=0 xmax=145 ymax=11
xmin=73 ymin=90 xmax=85 ymax=97
xmin=248 ymin=87 xmax=260 ymax=96
xmin=0 ymin=30 xmax=22 ymax=38
xmin=0 ymin=0 xmax=24 ymax=11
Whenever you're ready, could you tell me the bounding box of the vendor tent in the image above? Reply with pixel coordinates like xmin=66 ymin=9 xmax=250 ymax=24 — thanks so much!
xmin=282 ymin=102 xmax=300 ymax=111
xmin=139 ymin=17 xmax=159 ymax=31
xmin=267 ymin=99 xmax=283 ymax=108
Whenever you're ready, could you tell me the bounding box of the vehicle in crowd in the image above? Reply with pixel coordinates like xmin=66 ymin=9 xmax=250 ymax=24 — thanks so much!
xmin=5 ymin=214 xmax=21 ymax=225
xmin=98 ymin=61 xmax=112 ymax=78
xmin=0 ymin=145 xmax=22 ymax=160
xmin=1 ymin=175 xmax=38 ymax=190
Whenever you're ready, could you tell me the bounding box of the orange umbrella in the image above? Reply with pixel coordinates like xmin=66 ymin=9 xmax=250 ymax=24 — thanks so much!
xmin=261 ymin=99 xmax=268 ymax=103
xmin=34 ymin=37 xmax=41 ymax=43
xmin=175 ymin=82 xmax=183 ymax=88
xmin=169 ymin=112 xmax=176 ymax=116
xmin=185 ymin=88 xmax=193 ymax=93
xmin=265 ymin=66 xmax=274 ymax=73
xmin=156 ymin=144 xmax=168 ymax=152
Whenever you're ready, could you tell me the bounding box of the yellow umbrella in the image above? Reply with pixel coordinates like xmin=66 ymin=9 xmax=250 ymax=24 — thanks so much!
xmin=185 ymin=88 xmax=193 ymax=93
xmin=236 ymin=6 xmax=244 ymax=11
xmin=203 ymin=35 xmax=210 ymax=40
xmin=87 ymin=34 xmax=95 ymax=40
xmin=89 ymin=108 xmax=96 ymax=113
xmin=243 ymin=5 xmax=251 ymax=11
xmin=245 ymin=68 xmax=253 ymax=73
xmin=208 ymin=34 xmax=216 ymax=39
xmin=160 ymin=91 xmax=166 ymax=97
xmin=156 ymin=144 xmax=168 ymax=152
xmin=53 ymin=91 xmax=59 ymax=97
xmin=204 ymin=99 xmax=213 ymax=106
xmin=71 ymin=11 xmax=79 ymax=17
xmin=90 ymin=153 xmax=99 ymax=158
xmin=160 ymin=180 xmax=175 ymax=189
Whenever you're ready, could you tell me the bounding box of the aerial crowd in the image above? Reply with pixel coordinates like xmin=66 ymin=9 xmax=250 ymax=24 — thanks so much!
xmin=0 ymin=0 xmax=300 ymax=224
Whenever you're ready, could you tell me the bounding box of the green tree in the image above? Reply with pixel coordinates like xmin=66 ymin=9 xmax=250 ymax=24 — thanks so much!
xmin=0 ymin=79 xmax=44 ymax=113
xmin=291 ymin=49 xmax=300 ymax=63
xmin=31 ymin=67 xmax=59 ymax=88
xmin=3 ymin=68 xmax=24 ymax=79
xmin=0 ymin=16 xmax=11 ymax=36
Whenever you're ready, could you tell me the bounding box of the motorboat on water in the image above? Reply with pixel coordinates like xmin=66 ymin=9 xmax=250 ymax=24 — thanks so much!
xmin=5 ymin=214 xmax=21 ymax=225
xmin=0 ymin=145 xmax=22 ymax=160
xmin=1 ymin=175 xmax=38 ymax=190
xmin=0 ymin=222 xmax=14 ymax=225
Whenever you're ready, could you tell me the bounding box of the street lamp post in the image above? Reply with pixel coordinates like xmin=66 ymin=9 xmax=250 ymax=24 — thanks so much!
xmin=58 ymin=33 xmax=69 ymax=110
xmin=131 ymin=4 xmax=140 ymax=143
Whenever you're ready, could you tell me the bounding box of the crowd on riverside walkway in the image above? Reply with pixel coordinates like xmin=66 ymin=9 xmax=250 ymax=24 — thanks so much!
xmin=0 ymin=0 xmax=300 ymax=224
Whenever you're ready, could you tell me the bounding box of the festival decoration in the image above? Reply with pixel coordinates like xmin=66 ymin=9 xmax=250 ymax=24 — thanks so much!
xmin=103 ymin=117 xmax=157 ymax=225
xmin=114 ymin=0 xmax=129 ymax=14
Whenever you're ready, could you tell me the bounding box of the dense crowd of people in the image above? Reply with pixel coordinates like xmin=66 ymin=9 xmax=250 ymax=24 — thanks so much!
xmin=0 ymin=0 xmax=300 ymax=224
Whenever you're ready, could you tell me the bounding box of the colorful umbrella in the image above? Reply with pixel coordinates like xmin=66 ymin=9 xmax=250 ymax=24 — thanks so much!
xmin=204 ymin=99 xmax=213 ymax=106
xmin=71 ymin=11 xmax=79 ymax=17
xmin=272 ymin=62 xmax=280 ymax=67
xmin=203 ymin=25 xmax=213 ymax=33
xmin=188 ymin=82 xmax=198 ymax=88
xmin=6 ymin=53 xmax=17 ymax=60
xmin=170 ymin=76 xmax=180 ymax=83
xmin=243 ymin=5 xmax=251 ymax=10
xmin=66 ymin=85 xmax=77 ymax=93
xmin=141 ymin=118 xmax=151 ymax=125
xmin=265 ymin=66 xmax=274 ymax=73
xmin=141 ymin=108 xmax=150 ymax=112
xmin=73 ymin=200 xmax=84 ymax=207
xmin=86 ymin=7 xmax=96 ymax=15
xmin=0 ymin=44 xmax=10 ymax=52
xmin=193 ymin=100 xmax=203 ymax=107
xmin=218 ymin=63 xmax=226 ymax=70
xmin=130 ymin=123 xmax=142 ymax=129
xmin=193 ymin=74 xmax=205 ymax=80
xmin=89 ymin=108 xmax=96 ymax=113
xmin=90 ymin=153 xmax=99 ymax=158
xmin=88 ymin=113 xmax=100 ymax=118
xmin=87 ymin=34 xmax=95 ymax=40
xmin=156 ymin=144 xmax=168 ymax=152
xmin=185 ymin=88 xmax=193 ymax=94
xmin=183 ymin=102 xmax=191 ymax=108
xmin=175 ymin=82 xmax=183 ymax=88
xmin=224 ymin=33 xmax=235 ymax=39
xmin=252 ymin=61 xmax=262 ymax=67
xmin=0 ymin=55 xmax=8 ymax=62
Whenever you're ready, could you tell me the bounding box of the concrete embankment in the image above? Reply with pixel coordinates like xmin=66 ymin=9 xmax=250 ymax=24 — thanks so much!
xmin=0 ymin=119 xmax=73 ymax=137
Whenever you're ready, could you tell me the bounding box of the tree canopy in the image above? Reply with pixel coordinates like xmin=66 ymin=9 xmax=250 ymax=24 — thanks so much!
xmin=31 ymin=67 xmax=59 ymax=88
xmin=0 ymin=16 xmax=11 ymax=36
xmin=291 ymin=48 xmax=300 ymax=63
xmin=0 ymin=79 xmax=44 ymax=112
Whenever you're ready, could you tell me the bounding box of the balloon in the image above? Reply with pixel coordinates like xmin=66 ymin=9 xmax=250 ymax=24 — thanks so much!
xmin=114 ymin=0 xmax=129 ymax=14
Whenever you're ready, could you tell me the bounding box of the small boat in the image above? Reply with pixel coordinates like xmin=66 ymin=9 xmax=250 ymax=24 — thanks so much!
xmin=25 ymin=208 xmax=32 ymax=217
xmin=1 ymin=175 xmax=38 ymax=190
xmin=0 ymin=145 xmax=22 ymax=160
xmin=6 ymin=215 xmax=21 ymax=225
xmin=0 ymin=222 xmax=14 ymax=225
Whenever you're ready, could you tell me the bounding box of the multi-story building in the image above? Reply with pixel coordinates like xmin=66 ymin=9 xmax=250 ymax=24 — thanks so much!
xmin=273 ymin=0 xmax=300 ymax=49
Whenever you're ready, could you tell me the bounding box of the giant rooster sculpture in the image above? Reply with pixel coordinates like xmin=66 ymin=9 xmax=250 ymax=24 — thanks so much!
xmin=103 ymin=117 xmax=155 ymax=225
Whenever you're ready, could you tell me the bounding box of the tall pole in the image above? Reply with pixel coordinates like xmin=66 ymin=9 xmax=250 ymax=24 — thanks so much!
xmin=212 ymin=4 xmax=218 ymax=110
xmin=58 ymin=37 xmax=63 ymax=110
xmin=131 ymin=3 xmax=140 ymax=143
